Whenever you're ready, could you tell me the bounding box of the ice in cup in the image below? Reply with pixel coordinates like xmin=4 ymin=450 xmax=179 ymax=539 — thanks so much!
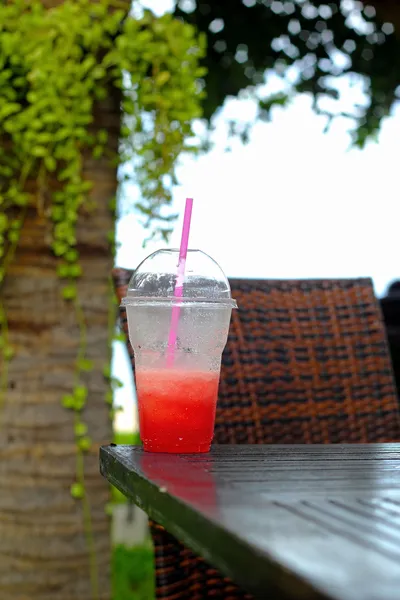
xmin=121 ymin=249 xmax=237 ymax=453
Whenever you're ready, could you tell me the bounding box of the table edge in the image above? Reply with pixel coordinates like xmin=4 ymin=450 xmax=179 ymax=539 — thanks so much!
xmin=100 ymin=445 xmax=333 ymax=600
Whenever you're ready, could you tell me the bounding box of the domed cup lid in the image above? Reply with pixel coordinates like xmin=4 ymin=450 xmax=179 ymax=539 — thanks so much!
xmin=121 ymin=249 xmax=237 ymax=308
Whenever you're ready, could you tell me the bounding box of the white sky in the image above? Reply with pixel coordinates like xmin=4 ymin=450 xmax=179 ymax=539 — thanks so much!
xmin=117 ymin=94 xmax=400 ymax=294
xmin=114 ymin=0 xmax=400 ymax=432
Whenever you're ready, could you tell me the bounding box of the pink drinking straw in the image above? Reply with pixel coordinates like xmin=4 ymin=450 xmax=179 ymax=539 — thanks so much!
xmin=166 ymin=198 xmax=193 ymax=366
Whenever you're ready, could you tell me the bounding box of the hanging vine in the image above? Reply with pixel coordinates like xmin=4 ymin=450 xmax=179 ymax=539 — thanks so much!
xmin=0 ymin=0 xmax=205 ymax=596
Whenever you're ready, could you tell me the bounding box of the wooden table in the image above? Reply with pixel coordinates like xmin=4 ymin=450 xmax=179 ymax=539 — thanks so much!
xmin=100 ymin=444 xmax=400 ymax=600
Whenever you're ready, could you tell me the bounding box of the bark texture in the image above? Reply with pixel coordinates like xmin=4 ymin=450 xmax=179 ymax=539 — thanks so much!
xmin=0 ymin=64 xmax=121 ymax=600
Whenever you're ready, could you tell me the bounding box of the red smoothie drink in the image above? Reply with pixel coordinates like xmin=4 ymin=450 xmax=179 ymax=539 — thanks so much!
xmin=122 ymin=248 xmax=236 ymax=453
xmin=136 ymin=368 xmax=220 ymax=452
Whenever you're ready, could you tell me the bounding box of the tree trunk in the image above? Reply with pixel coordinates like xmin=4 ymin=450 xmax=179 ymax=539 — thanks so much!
xmin=0 ymin=70 xmax=121 ymax=600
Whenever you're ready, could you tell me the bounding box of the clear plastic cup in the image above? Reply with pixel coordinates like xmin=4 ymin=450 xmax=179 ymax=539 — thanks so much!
xmin=121 ymin=249 xmax=237 ymax=453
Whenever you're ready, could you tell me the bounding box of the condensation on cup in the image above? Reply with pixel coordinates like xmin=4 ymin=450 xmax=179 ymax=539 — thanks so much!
xmin=121 ymin=249 xmax=237 ymax=453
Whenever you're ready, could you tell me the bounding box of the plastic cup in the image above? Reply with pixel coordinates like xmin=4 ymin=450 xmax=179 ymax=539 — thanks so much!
xmin=121 ymin=249 xmax=237 ymax=453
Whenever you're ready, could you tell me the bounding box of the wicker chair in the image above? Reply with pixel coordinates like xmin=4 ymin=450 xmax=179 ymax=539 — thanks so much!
xmin=112 ymin=271 xmax=400 ymax=600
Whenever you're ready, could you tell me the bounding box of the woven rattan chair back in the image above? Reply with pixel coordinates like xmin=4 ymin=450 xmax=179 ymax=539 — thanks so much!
xmin=112 ymin=270 xmax=400 ymax=599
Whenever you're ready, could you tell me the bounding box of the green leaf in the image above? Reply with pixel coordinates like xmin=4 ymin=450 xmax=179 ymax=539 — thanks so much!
xmin=155 ymin=71 xmax=171 ymax=87
xmin=0 ymin=102 xmax=21 ymax=119
xmin=62 ymin=284 xmax=77 ymax=300
xmin=104 ymin=502 xmax=113 ymax=516
xmin=98 ymin=129 xmax=108 ymax=144
xmin=53 ymin=241 xmax=68 ymax=257
xmin=94 ymin=86 xmax=107 ymax=100
xmin=81 ymin=55 xmax=96 ymax=74
xmin=74 ymin=422 xmax=88 ymax=437
xmin=77 ymin=358 xmax=93 ymax=372
xmin=8 ymin=230 xmax=19 ymax=243
xmin=26 ymin=91 xmax=37 ymax=103
xmin=3 ymin=346 xmax=14 ymax=360
xmin=32 ymin=146 xmax=47 ymax=157
xmin=14 ymin=193 xmax=28 ymax=207
xmin=113 ymin=332 xmax=126 ymax=342
xmin=72 ymin=386 xmax=88 ymax=411
xmin=62 ymin=394 xmax=75 ymax=409
xmin=69 ymin=264 xmax=82 ymax=278
xmin=81 ymin=180 xmax=93 ymax=192
xmin=108 ymin=197 xmax=117 ymax=212
xmin=92 ymin=66 xmax=105 ymax=79
xmin=103 ymin=365 xmax=111 ymax=379
xmin=92 ymin=145 xmax=103 ymax=159
xmin=0 ymin=215 xmax=8 ymax=232
xmin=120 ymin=125 xmax=131 ymax=137
xmin=195 ymin=67 xmax=207 ymax=78
xmin=78 ymin=436 xmax=92 ymax=451
xmin=65 ymin=249 xmax=79 ymax=263
xmin=70 ymin=482 xmax=85 ymax=499
xmin=57 ymin=263 xmax=70 ymax=278
xmin=44 ymin=155 xmax=57 ymax=172
xmin=111 ymin=376 xmax=124 ymax=389
xmin=74 ymin=386 xmax=88 ymax=401
xmin=105 ymin=390 xmax=113 ymax=405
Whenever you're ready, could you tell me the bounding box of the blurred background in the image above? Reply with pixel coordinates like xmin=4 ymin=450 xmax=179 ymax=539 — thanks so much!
xmin=1 ymin=1 xmax=400 ymax=599
xmin=112 ymin=2 xmax=400 ymax=597
xmin=114 ymin=0 xmax=400 ymax=435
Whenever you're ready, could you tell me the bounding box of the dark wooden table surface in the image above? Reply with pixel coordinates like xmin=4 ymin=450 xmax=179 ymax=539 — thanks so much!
xmin=100 ymin=444 xmax=400 ymax=600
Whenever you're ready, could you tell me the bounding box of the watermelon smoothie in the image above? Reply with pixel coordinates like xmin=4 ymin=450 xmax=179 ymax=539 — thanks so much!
xmin=136 ymin=368 xmax=220 ymax=453
xmin=121 ymin=248 xmax=237 ymax=453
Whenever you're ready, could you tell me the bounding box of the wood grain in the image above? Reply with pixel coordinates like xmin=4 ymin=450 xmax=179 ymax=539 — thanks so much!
xmin=101 ymin=444 xmax=400 ymax=600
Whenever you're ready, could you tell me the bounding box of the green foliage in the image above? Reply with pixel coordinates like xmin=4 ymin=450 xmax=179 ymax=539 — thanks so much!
xmin=74 ymin=422 xmax=89 ymax=437
xmin=71 ymin=482 xmax=85 ymax=499
xmin=176 ymin=0 xmax=400 ymax=146
xmin=114 ymin=432 xmax=141 ymax=446
xmin=0 ymin=0 xmax=204 ymax=372
xmin=0 ymin=1 xmax=204 ymax=596
xmin=0 ymin=0 xmax=204 ymax=427
xmin=0 ymin=0 xmax=204 ymax=286
xmin=112 ymin=543 xmax=155 ymax=600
